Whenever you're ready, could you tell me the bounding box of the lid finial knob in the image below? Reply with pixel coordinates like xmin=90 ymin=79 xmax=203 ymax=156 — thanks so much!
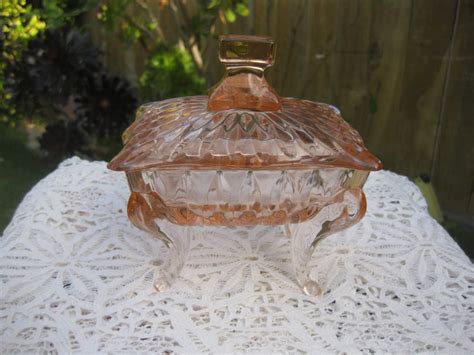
xmin=208 ymin=35 xmax=282 ymax=112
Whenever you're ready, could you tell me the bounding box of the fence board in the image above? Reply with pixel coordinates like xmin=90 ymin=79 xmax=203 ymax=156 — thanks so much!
xmin=432 ymin=0 xmax=474 ymax=215
xmin=367 ymin=0 xmax=457 ymax=176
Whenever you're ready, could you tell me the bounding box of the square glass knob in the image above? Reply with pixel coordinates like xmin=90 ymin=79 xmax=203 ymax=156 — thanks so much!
xmin=219 ymin=35 xmax=275 ymax=69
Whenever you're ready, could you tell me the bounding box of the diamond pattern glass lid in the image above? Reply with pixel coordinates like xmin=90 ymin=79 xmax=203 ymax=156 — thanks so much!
xmin=108 ymin=35 xmax=382 ymax=172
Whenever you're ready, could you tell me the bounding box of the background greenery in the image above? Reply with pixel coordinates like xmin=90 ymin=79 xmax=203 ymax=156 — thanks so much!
xmin=1 ymin=0 xmax=249 ymax=158
xmin=1 ymin=0 xmax=472 ymax=257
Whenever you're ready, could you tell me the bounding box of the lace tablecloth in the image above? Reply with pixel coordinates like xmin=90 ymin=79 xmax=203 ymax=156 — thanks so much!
xmin=1 ymin=157 xmax=473 ymax=353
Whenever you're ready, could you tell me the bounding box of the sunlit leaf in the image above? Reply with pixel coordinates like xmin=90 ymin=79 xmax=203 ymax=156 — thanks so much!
xmin=224 ymin=8 xmax=236 ymax=22
xmin=207 ymin=0 xmax=221 ymax=10
xmin=235 ymin=3 xmax=249 ymax=17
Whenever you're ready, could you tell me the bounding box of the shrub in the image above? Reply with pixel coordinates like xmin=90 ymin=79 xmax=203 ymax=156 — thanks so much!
xmin=139 ymin=46 xmax=205 ymax=102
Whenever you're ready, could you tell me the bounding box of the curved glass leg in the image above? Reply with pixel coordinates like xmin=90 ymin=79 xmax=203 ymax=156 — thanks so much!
xmin=287 ymin=223 xmax=322 ymax=296
xmin=288 ymin=188 xmax=367 ymax=296
xmin=128 ymin=188 xmax=366 ymax=296
xmin=127 ymin=192 xmax=191 ymax=292
xmin=153 ymin=223 xmax=191 ymax=292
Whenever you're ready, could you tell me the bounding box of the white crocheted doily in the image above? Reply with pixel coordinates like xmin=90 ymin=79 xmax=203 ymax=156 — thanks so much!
xmin=1 ymin=157 xmax=473 ymax=353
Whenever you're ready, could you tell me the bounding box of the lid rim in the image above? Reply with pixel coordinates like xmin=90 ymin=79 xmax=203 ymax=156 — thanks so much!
xmin=108 ymin=156 xmax=383 ymax=173
xmin=109 ymin=96 xmax=383 ymax=173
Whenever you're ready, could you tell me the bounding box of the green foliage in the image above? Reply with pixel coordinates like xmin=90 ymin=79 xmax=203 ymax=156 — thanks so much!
xmin=234 ymin=3 xmax=249 ymax=17
xmin=0 ymin=0 xmax=46 ymax=46
xmin=207 ymin=0 xmax=249 ymax=22
xmin=0 ymin=0 xmax=46 ymax=122
xmin=41 ymin=0 xmax=98 ymax=29
xmin=7 ymin=30 xmax=102 ymax=118
xmin=1 ymin=0 xmax=251 ymax=161
xmin=96 ymin=0 xmax=132 ymax=27
xmin=139 ymin=47 xmax=205 ymax=102
xmin=96 ymin=0 xmax=144 ymax=44
xmin=94 ymin=0 xmax=250 ymax=101
xmin=95 ymin=0 xmax=250 ymax=48
xmin=5 ymin=28 xmax=138 ymax=161
xmin=0 ymin=0 xmax=97 ymax=123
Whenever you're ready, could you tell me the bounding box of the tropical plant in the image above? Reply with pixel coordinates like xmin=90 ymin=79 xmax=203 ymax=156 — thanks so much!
xmin=75 ymin=74 xmax=137 ymax=138
xmin=2 ymin=0 xmax=250 ymax=161
xmin=139 ymin=46 xmax=205 ymax=102
xmin=6 ymin=27 xmax=137 ymax=161
xmin=6 ymin=30 xmax=102 ymax=118
xmin=96 ymin=0 xmax=250 ymax=85
xmin=0 ymin=0 xmax=101 ymax=121
xmin=0 ymin=0 xmax=46 ymax=121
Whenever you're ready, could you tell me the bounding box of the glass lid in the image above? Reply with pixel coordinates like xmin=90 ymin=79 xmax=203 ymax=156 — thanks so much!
xmin=108 ymin=35 xmax=382 ymax=172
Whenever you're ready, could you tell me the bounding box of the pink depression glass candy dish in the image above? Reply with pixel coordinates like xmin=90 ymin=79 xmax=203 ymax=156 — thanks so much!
xmin=108 ymin=35 xmax=382 ymax=295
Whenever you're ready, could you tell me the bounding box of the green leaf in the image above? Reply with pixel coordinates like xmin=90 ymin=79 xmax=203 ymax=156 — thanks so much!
xmin=235 ymin=3 xmax=249 ymax=17
xmin=42 ymin=0 xmax=65 ymax=28
xmin=207 ymin=0 xmax=221 ymax=9
xmin=224 ymin=8 xmax=236 ymax=22
xmin=139 ymin=46 xmax=205 ymax=102
xmin=147 ymin=21 xmax=157 ymax=30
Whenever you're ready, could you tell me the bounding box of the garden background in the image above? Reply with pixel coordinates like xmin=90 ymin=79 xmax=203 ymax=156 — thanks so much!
xmin=1 ymin=0 xmax=473 ymax=255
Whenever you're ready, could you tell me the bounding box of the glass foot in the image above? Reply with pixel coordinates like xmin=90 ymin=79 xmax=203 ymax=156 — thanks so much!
xmin=287 ymin=188 xmax=366 ymax=295
xmin=302 ymin=279 xmax=322 ymax=296
xmin=154 ymin=279 xmax=171 ymax=293
xmin=150 ymin=221 xmax=191 ymax=292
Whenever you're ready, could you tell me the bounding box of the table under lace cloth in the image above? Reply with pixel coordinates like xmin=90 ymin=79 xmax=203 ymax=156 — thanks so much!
xmin=1 ymin=157 xmax=473 ymax=353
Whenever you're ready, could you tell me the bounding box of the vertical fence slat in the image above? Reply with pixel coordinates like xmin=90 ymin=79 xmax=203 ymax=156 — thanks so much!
xmin=432 ymin=0 xmax=474 ymax=215
xmin=367 ymin=0 xmax=457 ymax=177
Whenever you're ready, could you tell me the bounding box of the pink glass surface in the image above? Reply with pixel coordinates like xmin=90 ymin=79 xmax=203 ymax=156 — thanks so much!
xmin=108 ymin=35 xmax=382 ymax=295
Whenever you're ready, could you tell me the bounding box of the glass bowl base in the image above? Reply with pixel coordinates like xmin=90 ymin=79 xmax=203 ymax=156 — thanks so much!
xmin=144 ymin=188 xmax=364 ymax=296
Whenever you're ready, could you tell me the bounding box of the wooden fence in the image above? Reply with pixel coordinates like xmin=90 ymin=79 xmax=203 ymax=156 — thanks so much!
xmin=89 ymin=0 xmax=474 ymax=217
